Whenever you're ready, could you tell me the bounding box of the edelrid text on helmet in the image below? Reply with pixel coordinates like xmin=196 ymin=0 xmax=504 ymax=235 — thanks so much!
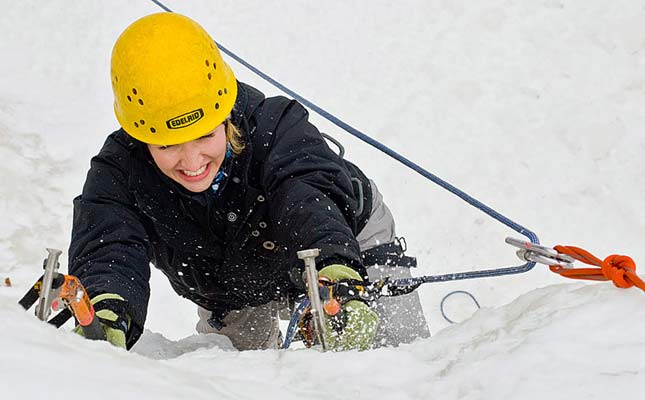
xmin=111 ymin=13 xmax=237 ymax=146
xmin=166 ymin=109 xmax=205 ymax=129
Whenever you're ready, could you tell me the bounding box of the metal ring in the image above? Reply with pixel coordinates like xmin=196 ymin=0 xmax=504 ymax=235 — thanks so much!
xmin=321 ymin=132 xmax=345 ymax=158
xmin=351 ymin=177 xmax=364 ymax=216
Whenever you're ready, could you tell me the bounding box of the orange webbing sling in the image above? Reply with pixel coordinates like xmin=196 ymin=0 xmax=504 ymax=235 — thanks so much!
xmin=549 ymin=245 xmax=645 ymax=292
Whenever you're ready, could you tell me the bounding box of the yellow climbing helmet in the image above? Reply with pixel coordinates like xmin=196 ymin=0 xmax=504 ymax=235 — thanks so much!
xmin=111 ymin=13 xmax=237 ymax=145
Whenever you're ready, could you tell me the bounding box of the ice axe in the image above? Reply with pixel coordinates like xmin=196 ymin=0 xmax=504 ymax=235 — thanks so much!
xmin=18 ymin=248 xmax=105 ymax=340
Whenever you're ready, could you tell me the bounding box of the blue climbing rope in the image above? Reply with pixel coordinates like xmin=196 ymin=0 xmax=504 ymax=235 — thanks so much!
xmin=149 ymin=0 xmax=171 ymax=12
xmin=146 ymin=0 xmax=539 ymax=282
xmin=281 ymin=298 xmax=310 ymax=350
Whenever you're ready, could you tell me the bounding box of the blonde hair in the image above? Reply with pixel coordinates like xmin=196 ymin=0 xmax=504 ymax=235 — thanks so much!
xmin=225 ymin=119 xmax=245 ymax=154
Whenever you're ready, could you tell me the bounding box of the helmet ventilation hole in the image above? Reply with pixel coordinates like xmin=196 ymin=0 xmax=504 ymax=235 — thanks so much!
xmin=114 ymin=76 xmax=119 ymax=83
xmin=218 ymin=90 xmax=223 ymax=96
xmin=138 ymin=99 xmax=144 ymax=106
xmin=134 ymin=122 xmax=139 ymax=128
xmin=224 ymin=88 xmax=228 ymax=94
xmin=215 ymin=103 xmax=220 ymax=109
xmin=140 ymin=120 xmax=145 ymax=125
xmin=213 ymin=63 xmax=217 ymax=70
xmin=150 ymin=127 xmax=156 ymax=133
xmin=205 ymin=60 xmax=210 ymax=67
xmin=127 ymin=95 xmax=132 ymax=102
xmin=207 ymin=72 xmax=212 ymax=80
xmin=132 ymin=88 xmax=138 ymax=95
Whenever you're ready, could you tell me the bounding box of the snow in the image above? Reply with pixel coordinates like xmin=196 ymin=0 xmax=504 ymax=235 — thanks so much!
xmin=1 ymin=0 xmax=644 ymax=398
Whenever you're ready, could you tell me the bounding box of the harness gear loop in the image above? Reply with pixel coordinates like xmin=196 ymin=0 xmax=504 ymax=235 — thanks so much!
xmin=550 ymin=245 xmax=645 ymax=293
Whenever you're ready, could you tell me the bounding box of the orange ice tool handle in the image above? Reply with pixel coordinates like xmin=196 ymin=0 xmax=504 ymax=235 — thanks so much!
xmin=57 ymin=275 xmax=106 ymax=340
xmin=318 ymin=276 xmax=425 ymax=312
xmin=58 ymin=275 xmax=95 ymax=325
xmin=319 ymin=280 xmax=342 ymax=316
xmin=317 ymin=279 xmax=383 ymax=316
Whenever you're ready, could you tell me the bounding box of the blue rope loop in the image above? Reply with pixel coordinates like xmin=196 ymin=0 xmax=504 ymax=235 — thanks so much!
xmin=147 ymin=0 xmax=539 ymax=282
xmin=440 ymin=290 xmax=481 ymax=324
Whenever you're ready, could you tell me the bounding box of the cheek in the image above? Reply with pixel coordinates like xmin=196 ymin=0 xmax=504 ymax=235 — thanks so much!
xmin=214 ymin=134 xmax=228 ymax=154
xmin=149 ymin=148 xmax=177 ymax=173
xmin=204 ymin=133 xmax=228 ymax=159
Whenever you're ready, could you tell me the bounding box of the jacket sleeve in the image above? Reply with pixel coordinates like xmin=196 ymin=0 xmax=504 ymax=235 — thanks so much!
xmin=68 ymin=138 xmax=152 ymax=348
xmin=260 ymin=100 xmax=365 ymax=274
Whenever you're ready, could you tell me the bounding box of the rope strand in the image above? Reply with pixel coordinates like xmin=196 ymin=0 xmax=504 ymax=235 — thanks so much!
xmin=550 ymin=246 xmax=645 ymax=293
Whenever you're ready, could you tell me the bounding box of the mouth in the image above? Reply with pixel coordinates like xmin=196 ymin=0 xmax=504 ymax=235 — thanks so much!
xmin=179 ymin=163 xmax=211 ymax=181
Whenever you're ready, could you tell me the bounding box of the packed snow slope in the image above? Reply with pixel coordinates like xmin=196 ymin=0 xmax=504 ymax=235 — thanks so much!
xmin=1 ymin=1 xmax=644 ymax=398
xmin=2 ymin=283 xmax=644 ymax=399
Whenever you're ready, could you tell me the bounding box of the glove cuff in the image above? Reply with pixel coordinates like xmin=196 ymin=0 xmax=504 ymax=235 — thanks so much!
xmin=319 ymin=264 xmax=363 ymax=282
xmin=91 ymin=293 xmax=130 ymax=334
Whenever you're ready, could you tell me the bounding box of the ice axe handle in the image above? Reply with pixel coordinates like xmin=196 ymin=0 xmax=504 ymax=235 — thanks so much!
xmin=35 ymin=248 xmax=62 ymax=321
xmin=82 ymin=317 xmax=107 ymax=341
xmin=297 ymin=248 xmax=328 ymax=352
xmin=63 ymin=275 xmax=106 ymax=341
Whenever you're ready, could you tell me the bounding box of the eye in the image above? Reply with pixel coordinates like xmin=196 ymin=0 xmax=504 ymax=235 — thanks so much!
xmin=158 ymin=144 xmax=174 ymax=150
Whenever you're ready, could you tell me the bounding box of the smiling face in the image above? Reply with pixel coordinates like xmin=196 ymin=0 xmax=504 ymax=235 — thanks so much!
xmin=147 ymin=123 xmax=228 ymax=193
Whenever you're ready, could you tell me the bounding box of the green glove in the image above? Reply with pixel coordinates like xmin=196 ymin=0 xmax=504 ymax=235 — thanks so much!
xmin=73 ymin=293 xmax=129 ymax=349
xmin=318 ymin=264 xmax=379 ymax=351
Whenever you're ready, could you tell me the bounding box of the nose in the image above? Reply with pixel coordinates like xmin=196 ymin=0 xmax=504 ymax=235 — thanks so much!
xmin=180 ymin=141 xmax=204 ymax=170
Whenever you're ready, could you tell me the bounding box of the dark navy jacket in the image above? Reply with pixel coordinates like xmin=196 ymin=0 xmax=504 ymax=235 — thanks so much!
xmin=69 ymin=82 xmax=372 ymax=347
